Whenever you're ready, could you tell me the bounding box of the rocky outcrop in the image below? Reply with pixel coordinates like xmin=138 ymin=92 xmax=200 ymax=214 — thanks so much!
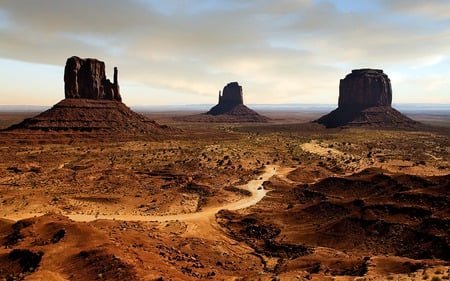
xmin=5 ymin=56 xmax=177 ymax=138
xmin=208 ymin=82 xmax=244 ymax=115
xmin=204 ymin=82 xmax=268 ymax=122
xmin=339 ymin=69 xmax=392 ymax=109
xmin=219 ymin=82 xmax=244 ymax=106
xmin=316 ymin=69 xmax=417 ymax=128
xmin=64 ymin=56 xmax=121 ymax=102
xmin=316 ymin=106 xmax=417 ymax=128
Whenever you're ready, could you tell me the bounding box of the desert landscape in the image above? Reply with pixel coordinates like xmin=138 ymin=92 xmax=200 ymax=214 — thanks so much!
xmin=0 ymin=108 xmax=449 ymax=281
xmin=1 ymin=1 xmax=449 ymax=280
xmin=0 ymin=57 xmax=448 ymax=280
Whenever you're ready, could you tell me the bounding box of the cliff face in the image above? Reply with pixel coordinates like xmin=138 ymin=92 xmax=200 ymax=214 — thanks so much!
xmin=64 ymin=56 xmax=121 ymax=102
xmin=5 ymin=56 xmax=179 ymax=137
xmin=338 ymin=69 xmax=392 ymax=109
xmin=316 ymin=69 xmax=417 ymax=128
xmin=218 ymin=82 xmax=244 ymax=106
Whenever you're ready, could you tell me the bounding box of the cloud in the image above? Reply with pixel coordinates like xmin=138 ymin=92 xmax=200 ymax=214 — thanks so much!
xmin=0 ymin=0 xmax=449 ymax=105
xmin=382 ymin=0 xmax=450 ymax=20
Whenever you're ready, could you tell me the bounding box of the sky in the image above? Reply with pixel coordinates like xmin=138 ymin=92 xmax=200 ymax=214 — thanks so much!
xmin=0 ymin=0 xmax=449 ymax=106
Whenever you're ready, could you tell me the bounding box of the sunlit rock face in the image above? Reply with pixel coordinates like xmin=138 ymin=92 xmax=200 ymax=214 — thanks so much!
xmin=64 ymin=56 xmax=121 ymax=102
xmin=5 ymin=56 xmax=180 ymax=135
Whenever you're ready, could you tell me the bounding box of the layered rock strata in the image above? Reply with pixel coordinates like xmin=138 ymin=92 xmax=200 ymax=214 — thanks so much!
xmin=64 ymin=56 xmax=121 ymax=101
xmin=338 ymin=69 xmax=392 ymax=109
xmin=316 ymin=69 xmax=417 ymax=128
xmin=6 ymin=57 xmax=176 ymax=137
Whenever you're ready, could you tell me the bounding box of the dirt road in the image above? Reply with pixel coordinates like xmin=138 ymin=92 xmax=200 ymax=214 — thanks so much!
xmin=5 ymin=165 xmax=279 ymax=223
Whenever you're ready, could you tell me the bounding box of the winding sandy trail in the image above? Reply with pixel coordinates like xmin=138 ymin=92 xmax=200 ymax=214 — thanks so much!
xmin=5 ymin=165 xmax=279 ymax=223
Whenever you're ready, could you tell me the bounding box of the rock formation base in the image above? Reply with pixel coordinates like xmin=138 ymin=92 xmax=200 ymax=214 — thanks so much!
xmin=176 ymin=104 xmax=268 ymax=123
xmin=316 ymin=106 xmax=418 ymax=128
xmin=7 ymin=99 xmax=173 ymax=136
xmin=206 ymin=104 xmax=269 ymax=122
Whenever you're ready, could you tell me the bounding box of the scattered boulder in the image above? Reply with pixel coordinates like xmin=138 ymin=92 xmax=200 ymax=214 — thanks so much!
xmin=51 ymin=229 xmax=66 ymax=244
xmin=316 ymin=69 xmax=417 ymax=128
xmin=74 ymin=249 xmax=138 ymax=280
xmin=8 ymin=249 xmax=43 ymax=272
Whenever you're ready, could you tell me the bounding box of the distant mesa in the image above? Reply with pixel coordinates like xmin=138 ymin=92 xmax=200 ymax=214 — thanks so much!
xmin=316 ymin=68 xmax=417 ymax=128
xmin=204 ymin=82 xmax=269 ymax=122
xmin=6 ymin=56 xmax=176 ymax=137
xmin=174 ymin=82 xmax=268 ymax=123
xmin=207 ymin=82 xmax=244 ymax=115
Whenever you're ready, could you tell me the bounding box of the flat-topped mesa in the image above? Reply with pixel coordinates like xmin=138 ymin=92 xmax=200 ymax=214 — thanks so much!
xmin=64 ymin=56 xmax=121 ymax=102
xmin=338 ymin=68 xmax=392 ymax=109
xmin=218 ymin=82 xmax=244 ymax=106
xmin=315 ymin=68 xmax=417 ymax=128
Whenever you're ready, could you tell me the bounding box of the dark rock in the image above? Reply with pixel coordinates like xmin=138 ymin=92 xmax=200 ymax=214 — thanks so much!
xmin=316 ymin=69 xmax=418 ymax=128
xmin=204 ymin=82 xmax=268 ymax=122
xmin=329 ymin=259 xmax=369 ymax=276
xmin=262 ymin=240 xmax=312 ymax=259
xmin=64 ymin=56 xmax=121 ymax=102
xmin=5 ymin=57 xmax=178 ymax=137
xmin=207 ymin=82 xmax=245 ymax=115
xmin=3 ymin=220 xmax=33 ymax=247
xmin=6 ymin=99 xmax=175 ymax=136
xmin=51 ymin=229 xmax=66 ymax=244
xmin=8 ymin=249 xmax=43 ymax=272
xmin=339 ymin=69 xmax=392 ymax=109
xmin=74 ymin=249 xmax=138 ymax=280
xmin=242 ymin=224 xmax=280 ymax=240
xmin=316 ymin=106 xmax=417 ymax=128
xmin=219 ymin=82 xmax=244 ymax=107
xmin=6 ymin=167 xmax=22 ymax=173
xmin=180 ymin=182 xmax=213 ymax=197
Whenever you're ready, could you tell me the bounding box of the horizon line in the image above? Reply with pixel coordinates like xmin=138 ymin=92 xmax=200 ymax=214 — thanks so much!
xmin=1 ymin=102 xmax=450 ymax=107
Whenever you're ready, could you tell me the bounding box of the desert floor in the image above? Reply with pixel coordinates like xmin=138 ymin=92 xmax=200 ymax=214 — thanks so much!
xmin=0 ymin=111 xmax=448 ymax=280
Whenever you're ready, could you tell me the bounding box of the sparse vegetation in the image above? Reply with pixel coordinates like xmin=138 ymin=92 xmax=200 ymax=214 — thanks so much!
xmin=0 ymin=112 xmax=448 ymax=280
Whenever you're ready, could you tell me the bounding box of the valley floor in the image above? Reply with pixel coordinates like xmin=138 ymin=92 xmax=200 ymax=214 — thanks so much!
xmin=0 ymin=112 xmax=448 ymax=280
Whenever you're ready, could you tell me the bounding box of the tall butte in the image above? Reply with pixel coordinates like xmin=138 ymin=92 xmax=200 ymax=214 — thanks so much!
xmin=7 ymin=56 xmax=176 ymax=138
xmin=316 ymin=69 xmax=417 ymax=128
xmin=205 ymin=82 xmax=268 ymax=122
xmin=64 ymin=56 xmax=121 ymax=101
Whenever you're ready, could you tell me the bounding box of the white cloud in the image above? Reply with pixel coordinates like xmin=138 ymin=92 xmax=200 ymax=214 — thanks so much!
xmin=0 ymin=0 xmax=449 ymax=105
xmin=383 ymin=0 xmax=450 ymax=20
